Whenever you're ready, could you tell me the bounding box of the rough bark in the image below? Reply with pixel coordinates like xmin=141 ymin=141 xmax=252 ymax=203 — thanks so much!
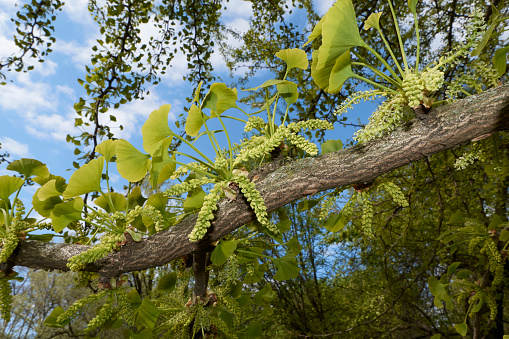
xmin=3 ymin=84 xmax=509 ymax=278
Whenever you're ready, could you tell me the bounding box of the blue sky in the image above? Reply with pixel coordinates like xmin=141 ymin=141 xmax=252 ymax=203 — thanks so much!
xmin=0 ymin=0 xmax=383 ymax=210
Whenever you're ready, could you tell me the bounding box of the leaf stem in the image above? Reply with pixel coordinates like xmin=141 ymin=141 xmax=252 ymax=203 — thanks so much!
xmin=387 ymin=0 xmax=409 ymax=71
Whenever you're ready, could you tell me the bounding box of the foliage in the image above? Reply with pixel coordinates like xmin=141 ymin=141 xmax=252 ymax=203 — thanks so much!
xmin=0 ymin=0 xmax=508 ymax=337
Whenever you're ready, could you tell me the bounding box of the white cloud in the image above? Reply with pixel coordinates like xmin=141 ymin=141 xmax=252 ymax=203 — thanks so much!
xmin=61 ymin=0 xmax=95 ymax=26
xmin=222 ymin=0 xmax=253 ymax=19
xmin=315 ymin=0 xmax=335 ymax=16
xmin=54 ymin=38 xmax=96 ymax=68
xmin=0 ymin=137 xmax=31 ymax=157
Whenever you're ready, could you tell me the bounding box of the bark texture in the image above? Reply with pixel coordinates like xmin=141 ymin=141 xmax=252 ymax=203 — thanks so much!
xmin=3 ymin=84 xmax=509 ymax=278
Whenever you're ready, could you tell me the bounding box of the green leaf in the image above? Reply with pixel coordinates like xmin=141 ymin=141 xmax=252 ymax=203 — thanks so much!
xmin=298 ymin=199 xmax=320 ymax=211
xmin=32 ymin=193 xmax=62 ymax=218
xmin=493 ymin=46 xmax=509 ymax=76
xmin=315 ymin=0 xmax=365 ymax=70
xmin=489 ymin=214 xmax=503 ymax=229
xmin=428 ymin=276 xmax=450 ymax=301
xmin=63 ymin=157 xmax=104 ymax=199
xmin=183 ymin=188 xmax=206 ymax=213
xmin=157 ymin=272 xmax=177 ymax=292
xmin=95 ymin=139 xmax=118 ymax=162
xmin=285 ymin=237 xmax=302 ymax=254
xmin=448 ymin=210 xmax=463 ymax=224
xmin=7 ymin=158 xmax=49 ymax=179
xmin=37 ymin=180 xmax=64 ymax=201
xmin=499 ymin=229 xmax=509 ymax=242
xmin=321 ymin=139 xmax=343 ymax=154
xmin=447 ymin=262 xmax=461 ymax=275
xmin=456 ymin=269 xmax=472 ymax=280
xmin=211 ymin=240 xmax=238 ymax=265
xmin=454 ymin=322 xmax=468 ymax=336
xmin=142 ymin=104 xmax=173 ymax=157
xmin=220 ymin=311 xmax=234 ymax=329
xmin=407 ymin=0 xmax=418 ymax=14
xmin=244 ymin=79 xmax=286 ymax=91
xmin=245 ymin=321 xmax=263 ymax=339
xmin=149 ymin=141 xmax=175 ymax=188
xmin=116 ymin=140 xmax=151 ymax=183
xmin=192 ymin=81 xmax=203 ymax=103
xmin=276 ymin=218 xmax=291 ymax=232
xmin=135 ymin=298 xmax=161 ymax=330
xmin=364 ymin=12 xmax=382 ymax=30
xmin=329 ymin=50 xmax=355 ymax=93
xmin=50 ymin=197 xmax=83 ymax=232
xmin=430 ymin=334 xmax=441 ymax=339
xmin=202 ymin=82 xmax=238 ymax=116
xmin=0 ymin=176 xmax=24 ymax=201
xmin=275 ymin=48 xmax=308 ymax=70
xmin=229 ymin=281 xmax=243 ymax=299
xmin=303 ymin=14 xmax=327 ymax=46
xmin=471 ymin=294 xmax=483 ymax=313
xmin=185 ymin=104 xmax=205 ymax=137
xmin=43 ymin=307 xmax=70 ymax=328
xmin=32 ymin=174 xmax=66 ymax=188
xmin=127 ymin=289 xmax=143 ymax=310
xmin=128 ymin=186 xmax=147 ymax=209
xmin=94 ymin=192 xmax=126 ymax=213
xmin=273 ymin=254 xmax=300 ymax=281
xmin=276 ymin=81 xmax=299 ymax=105
xmin=324 ymin=213 xmax=348 ymax=232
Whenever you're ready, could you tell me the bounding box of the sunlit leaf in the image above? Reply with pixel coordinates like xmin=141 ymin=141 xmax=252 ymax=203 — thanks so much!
xmin=297 ymin=199 xmax=319 ymax=211
xmin=303 ymin=14 xmax=327 ymax=46
xmin=321 ymin=139 xmax=343 ymax=154
xmin=185 ymin=104 xmax=205 ymax=137
xmin=63 ymin=157 xmax=104 ymax=199
xmin=32 ymin=193 xmax=62 ymax=218
xmin=448 ymin=210 xmax=463 ymax=224
xmin=275 ymin=48 xmax=308 ymax=70
xmin=329 ymin=50 xmax=355 ymax=93
xmin=94 ymin=192 xmax=126 ymax=213
xmin=26 ymin=233 xmax=54 ymax=242
xmin=471 ymin=19 xmax=498 ymax=56
xmin=430 ymin=334 xmax=441 ymax=339
xmin=7 ymin=158 xmax=49 ymax=179
xmin=95 ymin=139 xmax=118 ymax=162
xmin=276 ymin=81 xmax=298 ymax=105
xmin=32 ymin=174 xmax=66 ymax=188
xmin=285 ymin=237 xmax=302 ymax=254
xmin=38 ymin=180 xmax=63 ymax=201
xmin=50 ymin=197 xmax=84 ymax=232
xmin=149 ymin=140 xmax=176 ymax=188
xmin=142 ymin=104 xmax=173 ymax=157
xmin=428 ymin=276 xmax=450 ymax=301
xmin=128 ymin=186 xmax=147 ymax=209
xmin=316 ymin=0 xmax=365 ymax=70
xmin=211 ymin=240 xmax=239 ymax=265
xmin=0 ymin=176 xmax=24 ymax=201
xmin=183 ymin=187 xmax=206 ymax=213
xmin=244 ymin=79 xmax=285 ymax=91
xmin=116 ymin=140 xmax=151 ymax=183
xmin=276 ymin=218 xmax=291 ymax=233
xmin=202 ymin=82 xmax=238 ymax=116
xmin=157 ymin=272 xmax=177 ymax=292
xmin=364 ymin=12 xmax=382 ymax=30
xmin=447 ymin=262 xmax=461 ymax=275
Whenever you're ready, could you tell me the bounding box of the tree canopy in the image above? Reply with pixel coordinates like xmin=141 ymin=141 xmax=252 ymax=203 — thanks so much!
xmin=0 ymin=0 xmax=508 ymax=338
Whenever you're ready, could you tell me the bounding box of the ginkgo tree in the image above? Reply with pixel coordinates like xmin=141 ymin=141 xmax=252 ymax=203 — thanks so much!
xmin=1 ymin=0 xmax=509 ymax=337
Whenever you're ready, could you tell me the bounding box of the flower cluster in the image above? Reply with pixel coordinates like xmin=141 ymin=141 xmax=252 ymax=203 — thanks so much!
xmin=380 ymin=182 xmax=409 ymax=207
xmin=67 ymin=233 xmax=124 ymax=271
xmin=57 ymin=290 xmax=109 ymax=323
xmin=189 ymin=183 xmax=225 ymax=242
xmin=0 ymin=279 xmax=12 ymax=322
xmin=84 ymin=295 xmax=114 ymax=333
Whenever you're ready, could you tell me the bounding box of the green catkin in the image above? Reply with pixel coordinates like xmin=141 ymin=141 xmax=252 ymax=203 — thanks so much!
xmin=84 ymin=295 xmax=115 ymax=333
xmin=189 ymin=183 xmax=225 ymax=242
xmin=67 ymin=233 xmax=123 ymax=271
xmin=116 ymin=289 xmax=135 ymax=326
xmin=57 ymin=290 xmax=109 ymax=323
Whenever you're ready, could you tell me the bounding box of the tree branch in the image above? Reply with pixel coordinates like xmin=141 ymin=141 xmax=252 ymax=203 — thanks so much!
xmin=4 ymin=84 xmax=509 ymax=277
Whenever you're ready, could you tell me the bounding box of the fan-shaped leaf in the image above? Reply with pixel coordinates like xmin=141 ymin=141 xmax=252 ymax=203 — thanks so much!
xmin=273 ymin=254 xmax=300 ymax=281
xmin=454 ymin=322 xmax=467 ymax=336
xmin=7 ymin=158 xmax=49 ymax=179
xmin=211 ymin=240 xmax=239 ymax=265
xmin=95 ymin=139 xmax=118 ymax=162
xmin=321 ymin=139 xmax=343 ymax=154
xmin=183 ymin=188 xmax=206 ymax=213
xmin=63 ymin=157 xmax=104 ymax=199
xmin=407 ymin=0 xmax=418 ymax=14
xmin=38 ymin=180 xmax=64 ymax=201
xmin=276 ymin=81 xmax=298 ymax=105
xmin=50 ymin=197 xmax=84 ymax=232
xmin=94 ymin=193 xmax=126 ymax=213
xmin=364 ymin=12 xmax=382 ymax=30
xmin=329 ymin=50 xmax=355 ymax=93
xmin=142 ymin=104 xmax=173 ymax=157
xmin=275 ymin=48 xmax=308 ymax=70
xmin=0 ymin=176 xmax=24 ymax=201
xmin=116 ymin=140 xmax=151 ymax=183
xmin=493 ymin=46 xmax=509 ymax=76
xmin=202 ymin=83 xmax=237 ymax=116
xmin=157 ymin=272 xmax=177 ymax=292
xmin=185 ymin=104 xmax=205 ymax=137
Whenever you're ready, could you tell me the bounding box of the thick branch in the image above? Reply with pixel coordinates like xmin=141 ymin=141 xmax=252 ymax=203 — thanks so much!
xmin=6 ymin=85 xmax=509 ymax=277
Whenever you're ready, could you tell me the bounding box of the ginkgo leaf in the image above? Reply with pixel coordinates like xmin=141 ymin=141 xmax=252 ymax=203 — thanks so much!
xmin=7 ymin=158 xmax=49 ymax=179
xmin=321 ymin=139 xmax=343 ymax=154
xmin=273 ymin=254 xmax=300 ymax=281
xmin=95 ymin=139 xmax=118 ymax=162
xmin=244 ymin=79 xmax=285 ymax=91
xmin=135 ymin=299 xmax=161 ymax=330
xmin=407 ymin=0 xmax=418 ymax=14
xmin=116 ymin=140 xmax=151 ymax=183
xmin=275 ymin=48 xmax=308 ymax=70
xmin=316 ymin=0 xmax=365 ymax=70
xmin=32 ymin=192 xmax=62 ymax=218
xmin=211 ymin=240 xmax=239 ymax=265
xmin=149 ymin=143 xmax=176 ymax=188
xmin=0 ymin=176 xmax=24 ymax=201
xmin=50 ymin=197 xmax=84 ymax=232
xmin=454 ymin=323 xmax=467 ymax=336
xmin=303 ymin=13 xmax=327 ymax=46
xmin=364 ymin=12 xmax=382 ymax=30
xmin=38 ymin=180 xmax=64 ymax=201
xmin=329 ymin=50 xmax=355 ymax=93
xmin=202 ymin=83 xmax=237 ymax=116
xmin=183 ymin=188 xmax=206 ymax=213
xmin=142 ymin=104 xmax=173 ymax=157
xmin=276 ymin=81 xmax=298 ymax=105
xmin=185 ymin=104 xmax=206 ymax=137
xmin=32 ymin=174 xmax=66 ymax=188
xmin=493 ymin=46 xmax=509 ymax=76
xmin=94 ymin=192 xmax=126 ymax=213
xmin=311 ymin=50 xmax=337 ymax=91
xmin=157 ymin=272 xmax=177 ymax=292
xmin=63 ymin=157 xmax=104 ymax=199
